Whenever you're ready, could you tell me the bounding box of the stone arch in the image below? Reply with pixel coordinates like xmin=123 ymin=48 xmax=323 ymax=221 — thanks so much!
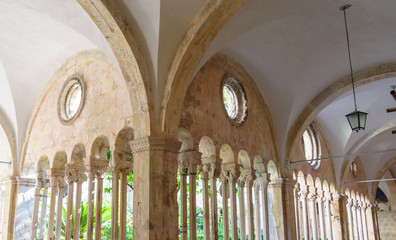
xmin=198 ymin=136 xmax=216 ymax=159
xmin=238 ymin=150 xmax=251 ymax=169
xmin=220 ymin=144 xmax=234 ymax=164
xmin=77 ymin=0 xmax=152 ymax=137
xmin=323 ymin=180 xmax=330 ymax=192
xmin=71 ymin=143 xmax=86 ymax=164
xmin=36 ymin=155 xmax=50 ymax=173
xmin=0 ymin=119 xmax=16 ymax=176
xmin=254 ymin=155 xmax=266 ymax=174
xmin=115 ymin=127 xmax=134 ymax=153
xmin=286 ymin=63 xmax=396 ymax=177
xmin=178 ymin=127 xmax=193 ymax=153
xmin=52 ymin=151 xmax=67 ymax=170
xmin=315 ymin=177 xmax=322 ymax=189
xmin=297 ymin=171 xmax=306 ymax=185
xmin=306 ymin=174 xmax=314 ymax=186
xmin=161 ymin=0 xmax=249 ymax=136
xmin=268 ymin=160 xmax=279 ymax=180
xmin=370 ymin=156 xmax=396 ymax=202
xmin=91 ymin=136 xmax=110 ymax=160
xmin=345 ymin=188 xmax=351 ymax=197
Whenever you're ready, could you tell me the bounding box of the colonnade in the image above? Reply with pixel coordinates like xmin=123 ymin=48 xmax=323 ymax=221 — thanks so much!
xmin=177 ymin=132 xmax=275 ymax=240
xmin=29 ymin=130 xmax=133 ymax=240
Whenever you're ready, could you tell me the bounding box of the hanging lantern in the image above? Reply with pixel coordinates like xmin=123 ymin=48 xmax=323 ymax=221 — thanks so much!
xmin=345 ymin=110 xmax=368 ymax=132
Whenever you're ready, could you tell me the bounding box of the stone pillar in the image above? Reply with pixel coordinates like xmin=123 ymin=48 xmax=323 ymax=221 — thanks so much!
xmin=64 ymin=166 xmax=76 ymax=240
xmin=46 ymin=166 xmax=66 ymax=240
xmin=324 ymin=192 xmax=334 ymax=240
xmin=257 ymin=173 xmax=270 ymax=240
xmin=130 ymin=137 xmax=181 ymax=240
xmin=361 ymin=202 xmax=368 ymax=240
xmin=73 ymin=174 xmax=87 ymax=239
xmin=367 ymin=204 xmax=378 ymax=240
xmin=183 ymin=151 xmax=201 ymax=240
xmin=355 ymin=200 xmax=363 ymax=240
xmin=55 ymin=180 xmax=65 ymax=240
xmin=111 ymin=149 xmax=133 ymax=240
xmin=221 ymin=163 xmax=240 ymax=240
xmin=39 ymin=188 xmax=48 ymax=240
xmin=268 ymin=178 xmax=297 ymax=240
xmin=198 ymin=163 xmax=210 ymax=240
xmin=220 ymin=171 xmax=229 ymax=240
xmin=1 ymin=177 xmax=18 ymax=240
xmin=332 ymin=194 xmax=348 ymax=240
xmin=308 ymin=187 xmax=319 ymax=240
xmin=299 ymin=185 xmax=310 ymax=240
xmin=178 ymin=153 xmax=189 ymax=240
xmin=253 ymin=181 xmax=261 ymax=240
xmin=294 ymin=183 xmax=301 ymax=240
xmin=346 ymin=198 xmax=354 ymax=240
xmin=207 ymin=160 xmax=219 ymax=240
xmin=86 ymin=170 xmax=96 ymax=240
xmin=31 ymin=172 xmax=49 ymax=240
xmin=238 ymin=167 xmax=255 ymax=240
xmin=317 ymin=190 xmax=326 ymax=240
xmin=95 ymin=171 xmax=105 ymax=240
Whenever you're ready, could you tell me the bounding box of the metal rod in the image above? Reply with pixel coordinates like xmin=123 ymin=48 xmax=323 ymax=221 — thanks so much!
xmin=0 ymin=161 xmax=11 ymax=164
xmin=345 ymin=178 xmax=396 ymax=184
xmin=341 ymin=4 xmax=358 ymax=111
xmin=290 ymin=147 xmax=396 ymax=164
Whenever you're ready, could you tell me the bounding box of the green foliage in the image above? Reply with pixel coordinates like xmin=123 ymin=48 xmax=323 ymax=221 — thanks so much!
xmin=58 ymin=201 xmax=111 ymax=240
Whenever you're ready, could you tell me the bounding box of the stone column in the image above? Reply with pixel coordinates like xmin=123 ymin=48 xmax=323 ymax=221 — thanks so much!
xmin=356 ymin=200 xmax=363 ymax=240
xmin=39 ymin=187 xmax=48 ymax=240
xmin=64 ymin=165 xmax=76 ymax=240
xmin=308 ymin=187 xmax=319 ymax=240
xmin=237 ymin=178 xmax=246 ymax=240
xmin=111 ymin=149 xmax=133 ymax=240
xmin=130 ymin=137 xmax=181 ymax=240
xmin=1 ymin=177 xmax=18 ymax=240
xmin=95 ymin=170 xmax=105 ymax=240
xmin=253 ymin=181 xmax=261 ymax=240
xmin=294 ymin=183 xmax=301 ymax=240
xmin=242 ymin=169 xmax=256 ymax=239
xmin=55 ymin=179 xmax=65 ymax=240
xmin=185 ymin=151 xmax=201 ymax=240
xmin=220 ymin=171 xmax=229 ymax=240
xmin=31 ymin=179 xmax=43 ymax=240
xmin=208 ymin=161 xmax=219 ymax=240
xmin=46 ymin=167 xmax=66 ymax=240
xmin=178 ymin=153 xmax=189 ymax=240
xmin=221 ymin=163 xmax=240 ymax=240
xmin=361 ymin=202 xmax=368 ymax=240
xmin=268 ymin=178 xmax=297 ymax=240
xmin=317 ymin=190 xmax=326 ymax=240
xmin=73 ymin=172 xmax=87 ymax=239
xmin=367 ymin=204 xmax=378 ymax=240
xmin=351 ymin=199 xmax=359 ymax=240
xmin=299 ymin=185 xmax=310 ymax=240
xmin=257 ymin=173 xmax=270 ymax=240
xmin=198 ymin=163 xmax=210 ymax=240
xmin=332 ymin=194 xmax=348 ymax=240
xmin=86 ymin=169 xmax=96 ymax=240
xmin=346 ymin=198 xmax=354 ymax=240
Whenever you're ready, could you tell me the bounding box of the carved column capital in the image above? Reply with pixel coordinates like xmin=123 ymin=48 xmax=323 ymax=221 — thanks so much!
xmin=111 ymin=150 xmax=133 ymax=175
xmin=307 ymin=187 xmax=317 ymax=201
xmin=238 ymin=168 xmax=256 ymax=187
xmin=179 ymin=151 xmax=202 ymax=176
xmin=65 ymin=161 xmax=87 ymax=184
xmin=298 ymin=185 xmax=309 ymax=200
xmin=220 ymin=163 xmax=240 ymax=184
xmin=198 ymin=164 xmax=209 ymax=180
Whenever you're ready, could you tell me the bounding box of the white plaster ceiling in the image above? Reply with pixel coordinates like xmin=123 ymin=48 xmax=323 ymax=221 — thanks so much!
xmin=0 ymin=0 xmax=119 ymax=171
xmin=198 ymin=0 xmax=396 ymax=181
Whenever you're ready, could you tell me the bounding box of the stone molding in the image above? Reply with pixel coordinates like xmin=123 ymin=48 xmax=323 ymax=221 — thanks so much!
xmin=65 ymin=162 xmax=87 ymax=184
xmin=268 ymin=177 xmax=296 ymax=189
xmin=111 ymin=150 xmax=133 ymax=174
xmin=130 ymin=136 xmax=181 ymax=154
xmin=220 ymin=163 xmax=240 ymax=183
xmin=238 ymin=168 xmax=256 ymax=187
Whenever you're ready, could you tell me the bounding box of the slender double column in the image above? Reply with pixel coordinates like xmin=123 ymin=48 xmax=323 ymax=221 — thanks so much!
xmin=360 ymin=202 xmax=369 ymax=240
xmin=257 ymin=173 xmax=270 ymax=240
xmin=220 ymin=163 xmax=240 ymax=240
xmin=324 ymin=192 xmax=334 ymax=240
xmin=294 ymin=183 xmax=301 ymax=240
xmin=253 ymin=181 xmax=261 ymax=240
xmin=317 ymin=190 xmax=326 ymax=240
xmin=346 ymin=197 xmax=354 ymax=240
xmin=198 ymin=164 xmax=210 ymax=240
xmin=299 ymin=186 xmax=310 ymax=240
xmin=178 ymin=153 xmax=190 ymax=240
xmin=110 ymin=150 xmax=133 ymax=240
xmin=238 ymin=167 xmax=255 ymax=240
xmin=31 ymin=171 xmax=49 ymax=240
xmin=64 ymin=156 xmax=87 ymax=240
xmin=351 ymin=199 xmax=359 ymax=240
xmin=47 ymin=160 xmax=67 ymax=240
xmin=187 ymin=151 xmax=201 ymax=240
xmin=207 ymin=161 xmax=219 ymax=240
xmin=308 ymin=187 xmax=319 ymax=240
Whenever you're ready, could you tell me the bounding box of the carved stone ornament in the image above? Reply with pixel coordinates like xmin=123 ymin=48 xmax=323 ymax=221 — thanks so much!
xmin=130 ymin=136 xmax=182 ymax=154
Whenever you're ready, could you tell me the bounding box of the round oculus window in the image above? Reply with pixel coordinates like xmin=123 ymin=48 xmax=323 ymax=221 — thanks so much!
xmin=58 ymin=75 xmax=85 ymax=124
xmin=222 ymin=76 xmax=247 ymax=124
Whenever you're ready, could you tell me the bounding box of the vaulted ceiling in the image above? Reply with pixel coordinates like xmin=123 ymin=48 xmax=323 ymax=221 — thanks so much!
xmin=1 ymin=0 xmax=396 ymax=196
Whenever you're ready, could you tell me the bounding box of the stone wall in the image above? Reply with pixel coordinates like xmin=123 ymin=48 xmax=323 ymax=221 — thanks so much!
xmin=378 ymin=209 xmax=396 ymax=239
xmin=180 ymin=53 xmax=278 ymax=164
xmin=23 ymin=50 xmax=133 ymax=175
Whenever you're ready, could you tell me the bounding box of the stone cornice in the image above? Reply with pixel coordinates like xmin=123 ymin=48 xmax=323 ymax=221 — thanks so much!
xmin=130 ymin=136 xmax=181 ymax=154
